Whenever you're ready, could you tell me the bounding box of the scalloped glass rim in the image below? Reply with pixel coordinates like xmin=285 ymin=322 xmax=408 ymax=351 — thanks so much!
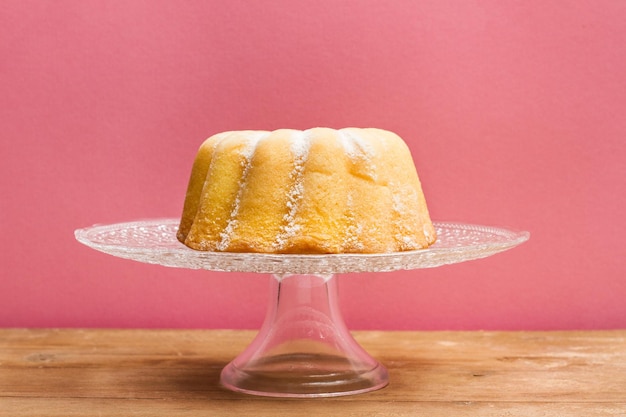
xmin=75 ymin=219 xmax=529 ymax=275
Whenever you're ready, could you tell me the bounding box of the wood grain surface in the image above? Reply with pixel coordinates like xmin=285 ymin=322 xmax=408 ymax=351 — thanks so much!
xmin=1 ymin=329 xmax=624 ymax=416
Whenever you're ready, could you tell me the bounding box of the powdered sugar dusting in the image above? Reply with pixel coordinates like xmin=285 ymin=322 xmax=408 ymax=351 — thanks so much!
xmin=342 ymin=193 xmax=365 ymax=251
xmin=337 ymin=129 xmax=359 ymax=160
xmin=392 ymin=185 xmax=420 ymax=250
xmin=423 ymin=224 xmax=433 ymax=241
xmin=273 ymin=130 xmax=311 ymax=250
xmin=340 ymin=128 xmax=377 ymax=181
xmin=217 ymin=132 xmax=267 ymax=250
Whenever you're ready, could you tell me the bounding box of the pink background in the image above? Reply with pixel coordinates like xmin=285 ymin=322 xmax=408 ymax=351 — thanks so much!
xmin=2 ymin=0 xmax=625 ymax=330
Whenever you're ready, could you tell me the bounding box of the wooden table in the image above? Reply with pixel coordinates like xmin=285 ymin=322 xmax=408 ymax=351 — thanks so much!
xmin=1 ymin=329 xmax=624 ymax=416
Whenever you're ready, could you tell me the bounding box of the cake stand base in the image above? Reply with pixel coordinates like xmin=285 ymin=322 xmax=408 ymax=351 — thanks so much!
xmin=220 ymin=274 xmax=388 ymax=397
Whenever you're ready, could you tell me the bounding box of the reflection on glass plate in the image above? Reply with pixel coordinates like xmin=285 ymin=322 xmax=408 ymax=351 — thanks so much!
xmin=75 ymin=219 xmax=529 ymax=275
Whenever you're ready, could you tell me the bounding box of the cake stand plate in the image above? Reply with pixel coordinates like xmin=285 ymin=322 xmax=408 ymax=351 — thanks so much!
xmin=75 ymin=219 xmax=529 ymax=275
xmin=75 ymin=219 xmax=529 ymax=398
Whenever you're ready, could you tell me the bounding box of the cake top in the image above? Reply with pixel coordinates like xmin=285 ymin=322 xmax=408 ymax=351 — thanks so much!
xmin=196 ymin=127 xmax=411 ymax=176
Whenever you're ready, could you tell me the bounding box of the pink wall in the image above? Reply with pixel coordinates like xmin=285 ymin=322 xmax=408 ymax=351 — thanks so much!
xmin=1 ymin=0 xmax=625 ymax=330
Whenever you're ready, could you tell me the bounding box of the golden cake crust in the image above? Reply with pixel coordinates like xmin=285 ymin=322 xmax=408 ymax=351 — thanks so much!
xmin=178 ymin=128 xmax=436 ymax=254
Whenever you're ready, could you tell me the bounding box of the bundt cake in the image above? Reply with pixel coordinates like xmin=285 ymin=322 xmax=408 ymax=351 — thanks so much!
xmin=177 ymin=127 xmax=436 ymax=254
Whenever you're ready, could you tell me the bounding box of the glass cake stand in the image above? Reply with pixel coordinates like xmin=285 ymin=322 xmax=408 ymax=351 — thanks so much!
xmin=75 ymin=219 xmax=529 ymax=398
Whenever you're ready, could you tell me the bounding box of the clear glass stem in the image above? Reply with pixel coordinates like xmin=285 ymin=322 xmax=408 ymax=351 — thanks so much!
xmin=220 ymin=273 xmax=388 ymax=397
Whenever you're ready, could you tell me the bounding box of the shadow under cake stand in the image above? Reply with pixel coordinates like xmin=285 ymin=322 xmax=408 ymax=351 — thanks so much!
xmin=75 ymin=219 xmax=529 ymax=398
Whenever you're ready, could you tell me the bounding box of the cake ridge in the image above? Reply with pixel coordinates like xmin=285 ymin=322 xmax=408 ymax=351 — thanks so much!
xmin=341 ymin=128 xmax=378 ymax=183
xmin=341 ymin=192 xmax=365 ymax=252
xmin=216 ymin=131 xmax=268 ymax=251
xmin=176 ymin=130 xmax=236 ymax=247
xmin=273 ymin=130 xmax=312 ymax=251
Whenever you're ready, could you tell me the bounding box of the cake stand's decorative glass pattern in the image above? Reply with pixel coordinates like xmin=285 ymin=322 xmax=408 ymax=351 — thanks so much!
xmin=75 ymin=219 xmax=529 ymax=275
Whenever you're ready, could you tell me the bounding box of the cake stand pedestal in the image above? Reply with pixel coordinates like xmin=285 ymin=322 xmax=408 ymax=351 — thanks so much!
xmin=75 ymin=219 xmax=529 ymax=398
xmin=220 ymin=273 xmax=387 ymax=397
